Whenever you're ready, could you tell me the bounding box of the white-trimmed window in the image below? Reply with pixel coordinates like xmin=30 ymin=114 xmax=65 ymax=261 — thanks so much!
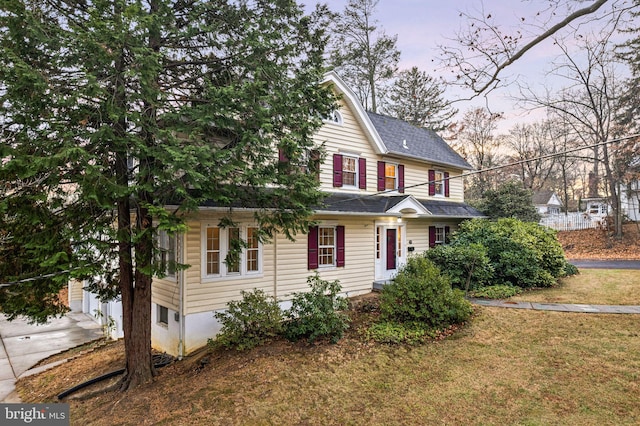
xmin=157 ymin=305 xmax=169 ymax=326
xmin=377 ymin=161 xmax=404 ymax=193
xmin=308 ymin=225 xmax=345 ymax=269
xmin=324 ymin=110 xmax=343 ymax=125
xmin=318 ymin=227 xmax=336 ymax=266
xmin=158 ymin=230 xmax=176 ymax=279
xmin=204 ymin=225 xmax=262 ymax=279
xmin=429 ymin=225 xmax=450 ymax=248
xmin=433 ymin=171 xmax=445 ymax=196
xmin=342 ymin=156 xmax=357 ymax=187
xmin=385 ymin=163 xmax=397 ymax=190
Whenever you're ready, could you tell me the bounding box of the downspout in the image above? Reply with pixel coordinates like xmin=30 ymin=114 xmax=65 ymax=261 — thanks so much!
xmin=273 ymin=234 xmax=278 ymax=300
xmin=178 ymin=232 xmax=185 ymax=360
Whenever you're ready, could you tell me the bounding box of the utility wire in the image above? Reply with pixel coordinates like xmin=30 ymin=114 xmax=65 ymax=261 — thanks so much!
xmin=0 ymin=266 xmax=92 ymax=289
xmin=324 ymin=133 xmax=640 ymax=206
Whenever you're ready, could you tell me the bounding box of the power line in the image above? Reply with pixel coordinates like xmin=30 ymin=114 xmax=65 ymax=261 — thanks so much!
xmin=325 ymin=133 xmax=640 ymax=206
xmin=0 ymin=266 xmax=92 ymax=289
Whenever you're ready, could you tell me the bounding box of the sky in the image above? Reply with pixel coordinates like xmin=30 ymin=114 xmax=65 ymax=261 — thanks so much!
xmin=300 ymin=0 xmax=631 ymax=132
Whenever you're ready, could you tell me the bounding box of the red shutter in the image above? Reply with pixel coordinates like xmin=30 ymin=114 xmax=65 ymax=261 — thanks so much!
xmin=336 ymin=225 xmax=345 ymax=267
xmin=358 ymin=158 xmax=367 ymax=189
xmin=444 ymin=172 xmax=450 ymax=197
xmin=444 ymin=226 xmax=450 ymax=244
xmin=333 ymin=154 xmax=343 ymax=187
xmin=398 ymin=164 xmax=405 ymax=193
xmin=377 ymin=161 xmax=385 ymax=191
xmin=428 ymin=169 xmax=436 ymax=196
xmin=429 ymin=226 xmax=436 ymax=248
xmin=308 ymin=226 xmax=319 ymax=270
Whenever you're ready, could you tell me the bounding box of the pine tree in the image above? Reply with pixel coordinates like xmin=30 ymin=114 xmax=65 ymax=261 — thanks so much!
xmin=384 ymin=67 xmax=457 ymax=131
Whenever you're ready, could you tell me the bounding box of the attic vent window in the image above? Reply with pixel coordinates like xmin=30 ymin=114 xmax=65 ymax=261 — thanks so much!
xmin=402 ymin=139 xmax=408 ymax=149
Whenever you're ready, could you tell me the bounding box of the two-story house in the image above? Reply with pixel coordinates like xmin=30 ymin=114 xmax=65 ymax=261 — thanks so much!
xmin=71 ymin=72 xmax=483 ymax=357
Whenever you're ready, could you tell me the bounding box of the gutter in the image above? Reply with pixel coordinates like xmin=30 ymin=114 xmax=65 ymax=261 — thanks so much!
xmin=178 ymin=233 xmax=186 ymax=360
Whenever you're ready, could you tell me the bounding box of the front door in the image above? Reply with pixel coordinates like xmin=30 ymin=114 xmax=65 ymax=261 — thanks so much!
xmin=375 ymin=223 xmax=405 ymax=281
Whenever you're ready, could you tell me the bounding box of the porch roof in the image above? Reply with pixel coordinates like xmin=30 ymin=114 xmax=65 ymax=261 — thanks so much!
xmin=316 ymin=193 xmax=485 ymax=219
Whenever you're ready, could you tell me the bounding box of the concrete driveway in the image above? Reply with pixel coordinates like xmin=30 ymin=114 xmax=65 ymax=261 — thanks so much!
xmin=0 ymin=311 xmax=104 ymax=402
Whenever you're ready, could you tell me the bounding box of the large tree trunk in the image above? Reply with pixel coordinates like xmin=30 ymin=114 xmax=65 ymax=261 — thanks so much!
xmin=120 ymin=203 xmax=156 ymax=390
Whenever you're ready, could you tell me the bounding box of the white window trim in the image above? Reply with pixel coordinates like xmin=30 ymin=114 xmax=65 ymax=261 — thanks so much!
xmin=434 ymin=225 xmax=447 ymax=246
xmin=323 ymin=110 xmax=343 ymax=125
xmin=202 ymin=224 xmax=263 ymax=281
xmin=317 ymin=226 xmax=337 ymax=268
xmin=342 ymin=155 xmax=359 ymax=189
xmin=433 ymin=170 xmax=445 ymax=197
xmin=157 ymin=230 xmax=177 ymax=281
xmin=385 ymin=162 xmax=399 ymax=192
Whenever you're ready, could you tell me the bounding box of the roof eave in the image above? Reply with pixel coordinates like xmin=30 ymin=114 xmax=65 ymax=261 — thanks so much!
xmin=384 ymin=150 xmax=473 ymax=171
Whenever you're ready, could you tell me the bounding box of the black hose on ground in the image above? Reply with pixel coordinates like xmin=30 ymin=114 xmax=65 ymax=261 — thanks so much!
xmin=57 ymin=353 xmax=174 ymax=400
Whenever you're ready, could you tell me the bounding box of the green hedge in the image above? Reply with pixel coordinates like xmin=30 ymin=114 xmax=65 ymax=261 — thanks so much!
xmin=449 ymin=218 xmax=575 ymax=288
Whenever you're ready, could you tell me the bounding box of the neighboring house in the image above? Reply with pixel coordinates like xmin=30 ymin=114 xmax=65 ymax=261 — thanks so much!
xmin=532 ymin=190 xmax=562 ymax=216
xmin=70 ymin=71 xmax=483 ymax=356
xmin=580 ymin=196 xmax=610 ymax=218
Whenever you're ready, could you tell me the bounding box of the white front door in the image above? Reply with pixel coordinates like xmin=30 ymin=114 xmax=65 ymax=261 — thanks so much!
xmin=375 ymin=223 xmax=406 ymax=281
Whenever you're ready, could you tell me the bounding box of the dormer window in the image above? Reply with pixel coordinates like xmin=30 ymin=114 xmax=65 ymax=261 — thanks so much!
xmin=324 ymin=110 xmax=343 ymax=125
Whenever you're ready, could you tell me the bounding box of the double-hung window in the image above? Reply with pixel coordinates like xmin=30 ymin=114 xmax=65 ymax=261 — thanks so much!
xmin=204 ymin=225 xmax=262 ymax=279
xmin=333 ymin=154 xmax=366 ymax=189
xmin=429 ymin=225 xmax=450 ymax=248
xmin=377 ymin=161 xmax=405 ymax=193
xmin=157 ymin=230 xmax=176 ymax=279
xmin=308 ymin=225 xmax=345 ymax=269
xmin=429 ymin=169 xmax=450 ymax=197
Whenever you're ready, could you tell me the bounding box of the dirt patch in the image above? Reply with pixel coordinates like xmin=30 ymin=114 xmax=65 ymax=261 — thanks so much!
xmin=557 ymin=223 xmax=640 ymax=260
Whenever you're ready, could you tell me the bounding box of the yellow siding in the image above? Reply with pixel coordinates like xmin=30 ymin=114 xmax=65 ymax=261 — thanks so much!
xmin=316 ymin=98 xmax=379 ymax=194
xmin=182 ymin=214 xmax=375 ymax=315
xmin=314 ymin=98 xmax=467 ymax=204
xmin=152 ymin=278 xmax=180 ymax=312
xmin=69 ymin=279 xmax=83 ymax=303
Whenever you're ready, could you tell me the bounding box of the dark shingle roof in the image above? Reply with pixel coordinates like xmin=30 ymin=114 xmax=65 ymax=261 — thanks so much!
xmin=317 ymin=193 xmax=484 ymax=219
xmin=532 ymin=190 xmax=555 ymax=205
xmin=366 ymin=112 xmax=472 ymax=170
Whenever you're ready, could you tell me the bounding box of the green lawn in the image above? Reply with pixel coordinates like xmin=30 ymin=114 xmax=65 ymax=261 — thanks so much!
xmin=511 ymin=269 xmax=640 ymax=305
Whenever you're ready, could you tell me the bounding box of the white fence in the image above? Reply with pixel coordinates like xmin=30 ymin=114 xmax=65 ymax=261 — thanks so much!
xmin=539 ymin=212 xmax=606 ymax=231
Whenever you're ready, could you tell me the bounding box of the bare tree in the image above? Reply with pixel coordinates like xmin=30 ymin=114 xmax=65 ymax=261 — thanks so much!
xmin=518 ymin=26 xmax=629 ymax=237
xmin=329 ymin=0 xmax=400 ymax=112
xmin=450 ymin=108 xmax=504 ymax=200
xmin=440 ymin=0 xmax=619 ymax=98
xmin=503 ymin=121 xmax=558 ymax=190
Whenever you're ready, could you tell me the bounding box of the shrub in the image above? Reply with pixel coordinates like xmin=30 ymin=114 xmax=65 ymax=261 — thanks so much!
xmin=562 ymin=262 xmax=579 ymax=277
xmin=451 ymin=218 xmax=573 ymax=288
xmin=470 ymin=285 xmax=522 ymax=299
xmin=211 ymin=289 xmax=283 ymax=351
xmin=283 ymin=274 xmax=350 ymax=343
xmin=379 ymin=256 xmax=472 ymax=330
xmin=425 ymin=243 xmax=494 ymax=291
